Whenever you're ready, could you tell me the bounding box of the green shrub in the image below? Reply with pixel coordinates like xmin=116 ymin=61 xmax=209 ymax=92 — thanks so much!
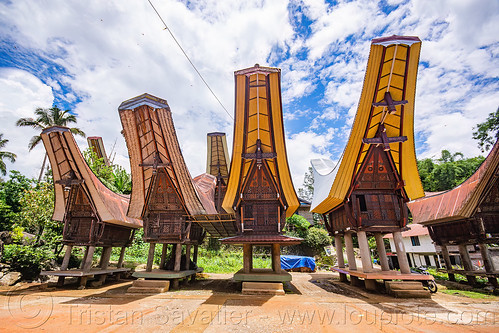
xmin=3 ymin=244 xmax=55 ymax=280
xmin=303 ymin=227 xmax=331 ymax=254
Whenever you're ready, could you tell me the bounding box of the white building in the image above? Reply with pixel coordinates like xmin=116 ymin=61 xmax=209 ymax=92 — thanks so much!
xmin=384 ymin=223 xmax=441 ymax=268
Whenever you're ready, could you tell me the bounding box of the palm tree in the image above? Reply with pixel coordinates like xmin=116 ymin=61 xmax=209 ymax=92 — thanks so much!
xmin=16 ymin=106 xmax=86 ymax=181
xmin=0 ymin=133 xmax=17 ymax=176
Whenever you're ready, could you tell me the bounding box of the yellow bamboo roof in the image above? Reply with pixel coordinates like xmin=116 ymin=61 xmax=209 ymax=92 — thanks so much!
xmin=222 ymin=65 xmax=299 ymax=217
xmin=311 ymin=36 xmax=425 ymax=214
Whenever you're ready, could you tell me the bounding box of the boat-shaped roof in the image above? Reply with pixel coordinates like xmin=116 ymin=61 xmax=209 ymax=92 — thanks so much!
xmin=311 ymin=35 xmax=424 ymax=214
xmin=119 ymin=93 xmax=217 ymax=218
xmin=222 ymin=65 xmax=299 ymax=217
xmin=41 ymin=126 xmax=142 ymax=228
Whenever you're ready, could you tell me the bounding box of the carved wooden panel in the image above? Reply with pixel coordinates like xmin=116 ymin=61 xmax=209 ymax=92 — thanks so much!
xmin=328 ymin=206 xmax=349 ymax=232
xmin=356 ymin=145 xmax=397 ymax=190
xmin=243 ymin=163 xmax=278 ymax=201
xmin=352 ymin=191 xmax=403 ymax=227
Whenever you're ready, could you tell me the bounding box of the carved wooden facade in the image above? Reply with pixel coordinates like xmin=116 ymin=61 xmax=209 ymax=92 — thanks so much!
xmin=221 ymin=65 xmax=299 ymax=239
xmin=119 ymin=94 xmax=216 ymax=245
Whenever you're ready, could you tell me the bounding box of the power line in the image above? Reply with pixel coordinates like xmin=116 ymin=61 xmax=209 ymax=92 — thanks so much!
xmin=146 ymin=0 xmax=233 ymax=121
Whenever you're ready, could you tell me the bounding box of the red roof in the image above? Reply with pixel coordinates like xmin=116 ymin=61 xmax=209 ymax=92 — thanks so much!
xmin=384 ymin=223 xmax=428 ymax=239
xmin=407 ymin=140 xmax=499 ymax=224
xmin=220 ymin=234 xmax=302 ymax=245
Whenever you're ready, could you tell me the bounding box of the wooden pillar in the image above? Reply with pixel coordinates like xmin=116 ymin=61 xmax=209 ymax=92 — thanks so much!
xmin=440 ymin=245 xmax=456 ymax=281
xmin=479 ymin=243 xmax=498 ymax=288
xmin=334 ymin=234 xmax=348 ymax=282
xmin=98 ymin=247 xmax=113 ymax=283
xmin=458 ymin=244 xmax=477 ymax=285
xmin=81 ymin=246 xmax=95 ymax=272
xmin=57 ymin=245 xmax=73 ymax=287
xmin=374 ymin=233 xmax=390 ymax=271
xmin=117 ymin=247 xmax=126 ymax=268
xmin=193 ymin=245 xmax=199 ymax=264
xmin=99 ymin=247 xmax=112 ymax=269
xmin=191 ymin=244 xmax=199 ymax=282
xmin=243 ymin=244 xmax=252 ymax=274
xmin=392 ymin=231 xmax=411 ymax=274
xmin=334 ymin=234 xmax=345 ymax=268
xmin=271 ymin=244 xmax=281 ymax=273
xmin=344 ymin=232 xmax=357 ymax=270
xmin=174 ymin=243 xmax=182 ymax=272
xmin=185 ymin=244 xmax=191 ymax=270
xmin=160 ymin=244 xmax=168 ymax=269
xmin=146 ymin=243 xmax=156 ymax=272
xmin=357 ymin=231 xmax=373 ymax=273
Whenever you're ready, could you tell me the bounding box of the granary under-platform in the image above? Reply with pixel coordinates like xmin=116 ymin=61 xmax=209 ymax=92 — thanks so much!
xmin=310 ymin=35 xmax=432 ymax=291
xmin=408 ymin=139 xmax=499 ymax=287
xmin=39 ymin=126 xmax=142 ymax=288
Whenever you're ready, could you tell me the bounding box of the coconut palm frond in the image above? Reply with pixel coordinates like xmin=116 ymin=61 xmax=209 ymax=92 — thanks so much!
xmin=0 ymin=151 xmax=16 ymax=163
xmin=70 ymin=127 xmax=86 ymax=138
xmin=16 ymin=117 xmax=43 ymax=129
xmin=28 ymin=135 xmax=43 ymax=151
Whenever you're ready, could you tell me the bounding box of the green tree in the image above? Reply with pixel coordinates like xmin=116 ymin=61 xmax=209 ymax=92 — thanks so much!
xmin=16 ymin=106 xmax=86 ymax=182
xmin=83 ymin=148 xmax=132 ymax=194
xmin=0 ymin=171 xmax=33 ymax=231
xmin=14 ymin=182 xmax=60 ymax=245
xmin=473 ymin=107 xmax=499 ymax=152
xmin=0 ymin=133 xmax=16 ymax=176
xmin=417 ymin=150 xmax=485 ymax=192
xmin=298 ymin=166 xmax=314 ymax=202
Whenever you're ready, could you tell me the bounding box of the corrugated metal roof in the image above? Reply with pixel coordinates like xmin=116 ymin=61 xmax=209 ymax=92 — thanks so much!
xmin=384 ymin=223 xmax=429 ymax=238
xmin=407 ymin=140 xmax=499 ymax=224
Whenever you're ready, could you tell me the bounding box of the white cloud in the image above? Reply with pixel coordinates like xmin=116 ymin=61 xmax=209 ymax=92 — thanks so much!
xmin=0 ymin=68 xmax=54 ymax=178
xmin=0 ymin=0 xmax=498 ymax=190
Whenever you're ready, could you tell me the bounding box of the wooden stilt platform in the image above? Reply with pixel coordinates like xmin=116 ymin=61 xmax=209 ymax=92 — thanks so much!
xmin=40 ymin=268 xmax=129 ymax=288
xmin=332 ymin=266 xmax=434 ymax=281
xmin=132 ymin=268 xmax=203 ymax=279
xmin=233 ymin=268 xmax=292 ymax=283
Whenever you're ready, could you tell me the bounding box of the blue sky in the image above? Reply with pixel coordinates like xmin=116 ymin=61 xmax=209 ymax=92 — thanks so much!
xmin=0 ymin=0 xmax=498 ymax=188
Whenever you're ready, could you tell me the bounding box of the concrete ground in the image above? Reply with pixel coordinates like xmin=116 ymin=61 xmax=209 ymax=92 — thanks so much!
xmin=1 ymin=271 xmax=498 ymax=332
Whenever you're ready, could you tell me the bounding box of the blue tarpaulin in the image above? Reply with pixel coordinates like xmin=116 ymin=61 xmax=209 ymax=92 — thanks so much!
xmin=280 ymin=255 xmax=316 ymax=271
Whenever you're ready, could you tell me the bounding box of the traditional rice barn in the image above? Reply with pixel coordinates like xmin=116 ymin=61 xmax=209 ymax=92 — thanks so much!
xmin=39 ymin=126 xmax=142 ymax=288
xmin=119 ymin=93 xmax=217 ymax=288
xmin=310 ymin=36 xmax=432 ymax=291
xmin=189 ymin=132 xmax=238 ymax=238
xmin=220 ymin=64 xmax=301 ymax=283
xmin=206 ymin=132 xmax=230 ymax=212
xmin=408 ymin=140 xmax=499 ymax=287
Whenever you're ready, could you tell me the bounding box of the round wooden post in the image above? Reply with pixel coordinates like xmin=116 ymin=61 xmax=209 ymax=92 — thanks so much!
xmin=243 ymin=244 xmax=252 ymax=274
xmin=334 ymin=234 xmax=345 ymax=268
xmin=392 ymin=231 xmax=410 ymax=274
xmin=374 ymin=233 xmax=390 ymax=271
xmin=160 ymin=243 xmax=168 ymax=269
xmin=344 ymin=232 xmax=357 ymax=270
xmin=271 ymin=244 xmax=281 ymax=273
xmin=458 ymin=244 xmax=477 ymax=286
xmin=357 ymin=231 xmax=373 ymax=273
xmin=117 ymin=247 xmax=126 ymax=268
xmin=440 ymin=245 xmax=456 ymax=281
xmin=146 ymin=243 xmax=156 ymax=272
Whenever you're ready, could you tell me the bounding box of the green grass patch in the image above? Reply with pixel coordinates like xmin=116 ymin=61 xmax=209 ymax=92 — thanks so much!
xmin=441 ymin=289 xmax=496 ymax=299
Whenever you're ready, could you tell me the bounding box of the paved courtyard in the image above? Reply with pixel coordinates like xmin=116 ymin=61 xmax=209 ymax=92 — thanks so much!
xmin=1 ymin=272 xmax=498 ymax=332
